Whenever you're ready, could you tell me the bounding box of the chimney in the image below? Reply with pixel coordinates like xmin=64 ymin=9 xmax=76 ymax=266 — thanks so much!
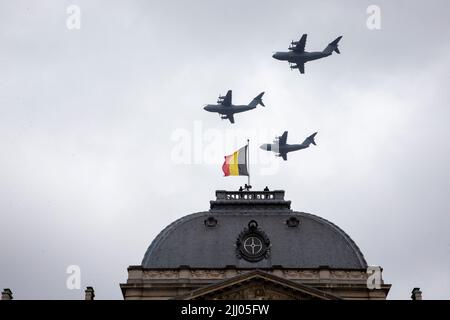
xmin=1 ymin=288 xmax=13 ymax=300
xmin=84 ymin=286 xmax=95 ymax=300
xmin=411 ymin=287 xmax=422 ymax=300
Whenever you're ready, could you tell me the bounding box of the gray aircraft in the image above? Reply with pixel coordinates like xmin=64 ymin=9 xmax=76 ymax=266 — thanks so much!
xmin=272 ymin=34 xmax=342 ymax=74
xmin=260 ymin=131 xmax=317 ymax=160
xmin=203 ymin=90 xmax=265 ymax=124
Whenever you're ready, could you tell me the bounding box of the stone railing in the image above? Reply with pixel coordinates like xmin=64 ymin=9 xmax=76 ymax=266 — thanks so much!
xmin=215 ymin=190 xmax=286 ymax=201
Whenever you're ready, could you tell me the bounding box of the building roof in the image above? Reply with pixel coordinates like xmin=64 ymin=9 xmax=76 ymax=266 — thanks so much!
xmin=142 ymin=190 xmax=367 ymax=269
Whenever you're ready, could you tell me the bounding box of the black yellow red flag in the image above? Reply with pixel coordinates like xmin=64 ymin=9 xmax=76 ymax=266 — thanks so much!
xmin=222 ymin=145 xmax=249 ymax=176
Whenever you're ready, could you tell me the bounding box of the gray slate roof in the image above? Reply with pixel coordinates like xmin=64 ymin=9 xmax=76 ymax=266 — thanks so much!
xmin=142 ymin=191 xmax=367 ymax=269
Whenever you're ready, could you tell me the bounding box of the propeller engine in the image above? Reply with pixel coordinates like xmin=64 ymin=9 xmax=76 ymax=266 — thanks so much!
xmin=288 ymin=40 xmax=299 ymax=51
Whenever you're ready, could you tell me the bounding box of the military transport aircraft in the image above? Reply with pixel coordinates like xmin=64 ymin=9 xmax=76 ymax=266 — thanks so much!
xmin=272 ymin=34 xmax=342 ymax=74
xmin=260 ymin=131 xmax=317 ymax=160
xmin=203 ymin=90 xmax=265 ymax=124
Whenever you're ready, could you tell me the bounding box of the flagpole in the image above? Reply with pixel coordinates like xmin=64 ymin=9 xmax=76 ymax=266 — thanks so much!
xmin=247 ymin=139 xmax=250 ymax=187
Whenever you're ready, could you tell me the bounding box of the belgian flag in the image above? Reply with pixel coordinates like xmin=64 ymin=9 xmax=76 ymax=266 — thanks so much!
xmin=222 ymin=145 xmax=249 ymax=176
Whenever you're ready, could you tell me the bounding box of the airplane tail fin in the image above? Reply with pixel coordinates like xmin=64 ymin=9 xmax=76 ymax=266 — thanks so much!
xmin=323 ymin=36 xmax=342 ymax=55
xmin=249 ymin=92 xmax=265 ymax=108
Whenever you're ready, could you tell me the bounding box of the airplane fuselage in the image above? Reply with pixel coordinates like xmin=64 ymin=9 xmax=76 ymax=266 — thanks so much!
xmin=204 ymin=91 xmax=265 ymax=123
xmin=272 ymin=51 xmax=331 ymax=63
xmin=203 ymin=104 xmax=255 ymax=115
xmin=260 ymin=143 xmax=309 ymax=154
xmin=260 ymin=131 xmax=317 ymax=160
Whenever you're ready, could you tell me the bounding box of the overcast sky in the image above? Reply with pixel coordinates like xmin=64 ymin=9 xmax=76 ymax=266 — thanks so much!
xmin=0 ymin=0 xmax=449 ymax=299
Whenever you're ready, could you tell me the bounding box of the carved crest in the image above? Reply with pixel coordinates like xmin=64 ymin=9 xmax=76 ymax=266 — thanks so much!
xmin=236 ymin=220 xmax=271 ymax=262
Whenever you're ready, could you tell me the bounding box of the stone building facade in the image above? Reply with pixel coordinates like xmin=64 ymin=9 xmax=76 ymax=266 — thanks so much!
xmin=120 ymin=190 xmax=391 ymax=300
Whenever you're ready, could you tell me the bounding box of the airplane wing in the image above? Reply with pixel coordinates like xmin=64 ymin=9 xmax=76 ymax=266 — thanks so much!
xmin=291 ymin=34 xmax=307 ymax=52
xmin=279 ymin=131 xmax=288 ymax=145
xmin=221 ymin=90 xmax=232 ymax=106
xmin=298 ymin=63 xmax=305 ymax=74
xmin=227 ymin=114 xmax=235 ymax=124
xmin=280 ymin=153 xmax=287 ymax=161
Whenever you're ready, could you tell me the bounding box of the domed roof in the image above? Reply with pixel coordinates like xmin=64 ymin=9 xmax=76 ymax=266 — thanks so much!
xmin=142 ymin=190 xmax=367 ymax=269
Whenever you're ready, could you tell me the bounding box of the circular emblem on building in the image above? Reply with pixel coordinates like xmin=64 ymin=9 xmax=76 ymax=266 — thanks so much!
xmin=236 ymin=220 xmax=270 ymax=262
xmin=243 ymin=236 xmax=263 ymax=255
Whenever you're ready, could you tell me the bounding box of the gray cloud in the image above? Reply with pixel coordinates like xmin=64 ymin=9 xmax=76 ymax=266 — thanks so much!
xmin=0 ymin=0 xmax=449 ymax=299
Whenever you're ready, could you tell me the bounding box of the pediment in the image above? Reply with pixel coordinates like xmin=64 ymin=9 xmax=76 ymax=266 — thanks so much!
xmin=177 ymin=270 xmax=341 ymax=300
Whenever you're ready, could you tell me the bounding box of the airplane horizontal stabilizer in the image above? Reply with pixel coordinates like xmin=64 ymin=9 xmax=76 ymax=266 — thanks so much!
xmin=323 ymin=36 xmax=342 ymax=55
xmin=309 ymin=132 xmax=317 ymax=146
xmin=249 ymin=92 xmax=265 ymax=108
